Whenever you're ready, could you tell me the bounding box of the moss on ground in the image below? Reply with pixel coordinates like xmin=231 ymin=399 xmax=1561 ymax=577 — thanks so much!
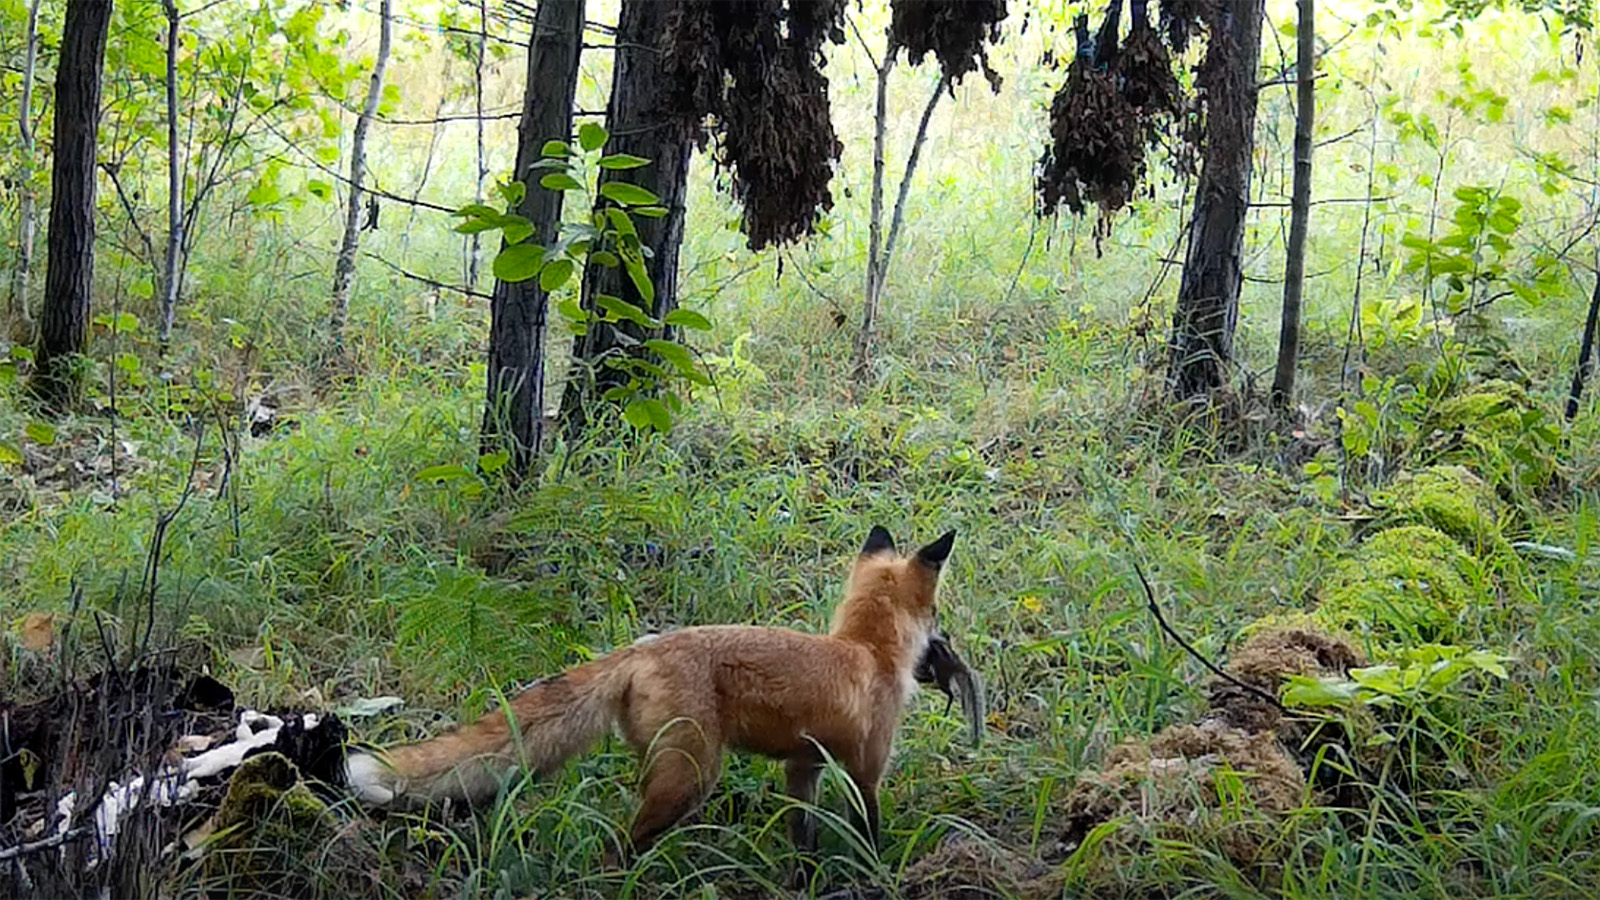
xmin=1318 ymin=525 xmax=1482 ymax=642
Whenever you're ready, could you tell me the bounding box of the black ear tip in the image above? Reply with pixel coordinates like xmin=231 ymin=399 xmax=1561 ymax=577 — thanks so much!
xmin=862 ymin=525 xmax=897 ymax=556
xmin=917 ymin=530 xmax=956 ymax=567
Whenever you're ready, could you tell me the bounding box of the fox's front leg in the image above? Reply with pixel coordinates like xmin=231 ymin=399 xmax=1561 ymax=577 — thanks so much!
xmin=844 ymin=751 xmax=887 ymax=853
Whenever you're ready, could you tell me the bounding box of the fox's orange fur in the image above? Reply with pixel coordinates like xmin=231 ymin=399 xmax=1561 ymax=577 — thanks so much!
xmin=345 ymin=526 xmax=956 ymax=856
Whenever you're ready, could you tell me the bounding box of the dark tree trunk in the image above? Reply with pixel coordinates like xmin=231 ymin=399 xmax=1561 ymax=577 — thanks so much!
xmin=1565 ymin=269 xmax=1600 ymax=421
xmin=481 ymin=0 xmax=585 ymax=481
xmin=557 ymin=0 xmax=696 ymax=439
xmin=1167 ymin=0 xmax=1266 ymax=400
xmin=1270 ymin=0 xmax=1315 ymax=408
xmin=32 ymin=0 xmax=113 ymax=411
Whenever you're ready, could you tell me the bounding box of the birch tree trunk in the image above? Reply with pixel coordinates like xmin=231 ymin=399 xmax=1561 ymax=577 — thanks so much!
xmin=158 ymin=0 xmax=184 ymax=346
xmin=7 ymin=0 xmax=44 ymax=343
xmin=328 ymin=0 xmax=392 ymax=352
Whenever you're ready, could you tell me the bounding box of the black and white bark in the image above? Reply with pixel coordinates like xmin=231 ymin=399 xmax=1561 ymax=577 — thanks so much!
xmin=329 ymin=0 xmax=392 ymax=349
xmin=7 ymin=0 xmax=44 ymax=342
xmin=158 ymin=0 xmax=184 ymax=345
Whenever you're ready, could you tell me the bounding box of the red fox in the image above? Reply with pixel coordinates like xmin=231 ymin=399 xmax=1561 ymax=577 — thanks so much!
xmin=345 ymin=526 xmax=958 ymax=858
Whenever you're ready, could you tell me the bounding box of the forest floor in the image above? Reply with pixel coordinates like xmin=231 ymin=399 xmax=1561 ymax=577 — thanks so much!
xmin=4 ymin=287 xmax=1600 ymax=899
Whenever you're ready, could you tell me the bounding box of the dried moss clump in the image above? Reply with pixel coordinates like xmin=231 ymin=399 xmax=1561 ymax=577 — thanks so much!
xmin=901 ymin=832 xmax=1062 ymax=900
xmin=661 ymin=0 xmax=848 ymax=251
xmin=1319 ymin=525 xmax=1481 ymax=642
xmin=890 ymin=0 xmax=1008 ymax=90
xmin=1209 ymin=625 xmax=1366 ymax=734
xmin=1061 ymin=720 xmax=1306 ymax=880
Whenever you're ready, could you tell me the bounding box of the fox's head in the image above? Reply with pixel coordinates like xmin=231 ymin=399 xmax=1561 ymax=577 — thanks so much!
xmin=832 ymin=526 xmax=956 ymax=675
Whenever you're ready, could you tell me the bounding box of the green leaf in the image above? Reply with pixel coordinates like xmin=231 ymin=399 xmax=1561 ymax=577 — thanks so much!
xmin=598 ymin=153 xmax=651 ymax=170
xmin=578 ymin=122 xmax=609 ymax=152
xmin=626 ymin=257 xmax=655 ymax=306
xmin=623 ymin=399 xmax=652 ymax=430
xmin=478 ymin=450 xmax=510 ymax=475
xmin=540 ymin=173 xmax=582 ymax=192
xmin=306 ymin=179 xmax=332 ymax=200
xmin=596 ymin=294 xmax=658 ymax=328
xmin=599 ymin=182 xmax=661 ymax=207
xmin=498 ymin=180 xmax=527 ymax=207
xmin=646 ymin=339 xmax=697 ymax=375
xmin=24 ymin=422 xmax=56 ymax=446
xmin=493 ymin=244 xmax=547 ymax=282
xmin=664 ymin=309 xmax=712 ymax=331
xmin=503 ymin=220 xmax=535 ymax=245
xmin=605 ymin=208 xmax=637 ymax=237
xmin=556 ymin=298 xmax=589 ymax=323
xmin=541 ymin=139 xmax=570 ymax=157
xmin=642 ymin=398 xmax=672 ymax=431
xmin=0 ymin=443 xmax=21 ymax=466
xmin=454 ymin=218 xmax=502 ymax=235
xmin=415 ymin=463 xmax=473 ymax=483
xmin=1282 ymin=675 xmax=1361 ymax=708
xmin=540 ymin=258 xmax=575 ymax=292
xmin=632 ymin=206 xmax=670 ymax=219
xmin=590 ymin=250 xmax=620 ymax=268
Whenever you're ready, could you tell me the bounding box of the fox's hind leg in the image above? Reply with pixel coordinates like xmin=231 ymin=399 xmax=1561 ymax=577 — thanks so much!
xmin=626 ymin=722 xmax=723 ymax=855
xmin=784 ymin=757 xmax=825 ymax=890
xmin=784 ymin=757 xmax=824 ymax=851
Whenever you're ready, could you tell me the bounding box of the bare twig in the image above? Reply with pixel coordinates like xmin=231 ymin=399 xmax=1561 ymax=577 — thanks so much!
xmin=0 ymin=829 xmax=86 ymax=862
xmin=138 ymin=417 xmax=206 ymax=659
xmin=363 ymin=251 xmax=493 ymax=300
xmin=1125 ymin=551 xmax=1289 ymax=716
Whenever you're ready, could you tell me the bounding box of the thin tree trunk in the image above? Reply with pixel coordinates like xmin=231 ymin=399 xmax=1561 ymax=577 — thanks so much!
xmin=1270 ymin=0 xmax=1314 ymax=408
xmin=469 ymin=0 xmax=488 ymax=290
xmin=851 ymin=49 xmax=896 ymax=385
xmin=1167 ymin=0 xmax=1266 ymax=400
xmin=32 ymin=0 xmax=113 ymax=412
xmin=329 ymin=0 xmax=392 ymax=351
xmin=158 ymin=0 xmax=184 ymax=346
xmin=481 ymin=0 xmax=585 ymax=480
xmin=557 ymin=0 xmax=696 ymax=438
xmin=1565 ymin=269 xmax=1600 ymax=420
xmin=7 ymin=0 xmax=43 ymax=343
xmin=852 ymin=66 xmax=946 ymax=389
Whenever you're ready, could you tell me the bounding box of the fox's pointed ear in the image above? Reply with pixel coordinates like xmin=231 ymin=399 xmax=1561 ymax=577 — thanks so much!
xmin=861 ymin=525 xmax=897 ymax=557
xmin=915 ymin=530 xmax=956 ymax=569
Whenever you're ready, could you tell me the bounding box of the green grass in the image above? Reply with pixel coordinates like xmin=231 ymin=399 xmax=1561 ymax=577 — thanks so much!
xmin=8 ymin=0 xmax=1600 ymax=896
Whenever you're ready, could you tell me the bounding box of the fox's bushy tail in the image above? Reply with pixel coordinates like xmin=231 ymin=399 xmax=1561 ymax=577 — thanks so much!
xmin=345 ymin=651 xmax=637 ymax=808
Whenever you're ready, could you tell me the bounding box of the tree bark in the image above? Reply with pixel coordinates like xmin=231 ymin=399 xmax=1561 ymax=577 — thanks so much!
xmin=557 ymin=0 xmax=696 ymax=439
xmin=7 ymin=0 xmax=43 ymax=343
xmin=1565 ymin=269 xmax=1600 ymax=421
xmin=1270 ymin=0 xmax=1315 ymax=408
xmin=32 ymin=0 xmax=113 ymax=411
xmin=158 ymin=0 xmax=184 ymax=346
xmin=481 ymin=0 xmax=585 ymax=479
xmin=469 ymin=0 xmax=489 ymax=291
xmin=328 ymin=0 xmax=392 ymax=351
xmin=1167 ymin=0 xmax=1266 ymax=400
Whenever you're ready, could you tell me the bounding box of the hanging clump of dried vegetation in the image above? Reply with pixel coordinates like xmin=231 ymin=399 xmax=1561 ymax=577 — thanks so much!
xmin=661 ymin=0 xmax=848 ymax=251
xmin=890 ymin=0 xmax=1008 ymax=90
xmin=1036 ymin=0 xmax=1213 ymax=243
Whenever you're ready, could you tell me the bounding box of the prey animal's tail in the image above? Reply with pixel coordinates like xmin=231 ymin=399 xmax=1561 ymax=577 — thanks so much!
xmin=345 ymin=650 xmax=639 ymax=809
